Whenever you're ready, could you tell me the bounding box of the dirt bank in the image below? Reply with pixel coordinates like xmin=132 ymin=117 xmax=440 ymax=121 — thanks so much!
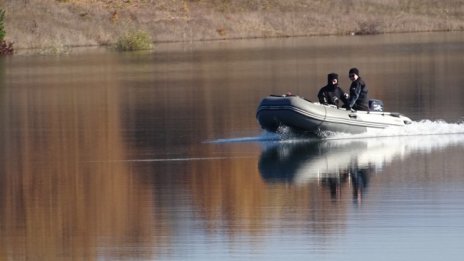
xmin=3 ymin=0 xmax=464 ymax=50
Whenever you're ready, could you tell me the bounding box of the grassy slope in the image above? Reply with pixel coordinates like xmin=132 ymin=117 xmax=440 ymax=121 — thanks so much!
xmin=3 ymin=0 xmax=464 ymax=50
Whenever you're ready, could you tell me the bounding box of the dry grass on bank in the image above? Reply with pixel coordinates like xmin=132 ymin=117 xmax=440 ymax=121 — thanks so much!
xmin=3 ymin=0 xmax=464 ymax=50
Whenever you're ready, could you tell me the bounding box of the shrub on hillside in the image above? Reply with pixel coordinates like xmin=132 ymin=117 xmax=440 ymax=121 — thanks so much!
xmin=355 ymin=20 xmax=381 ymax=35
xmin=0 ymin=41 xmax=14 ymax=55
xmin=115 ymin=30 xmax=153 ymax=51
xmin=0 ymin=9 xmax=5 ymax=41
xmin=0 ymin=9 xmax=14 ymax=55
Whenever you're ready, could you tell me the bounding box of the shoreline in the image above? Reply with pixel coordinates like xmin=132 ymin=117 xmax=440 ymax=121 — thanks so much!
xmin=3 ymin=0 xmax=464 ymax=53
xmin=13 ymin=30 xmax=464 ymax=55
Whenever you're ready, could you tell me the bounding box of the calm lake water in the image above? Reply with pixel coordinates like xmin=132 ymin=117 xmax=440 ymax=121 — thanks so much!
xmin=1 ymin=32 xmax=464 ymax=261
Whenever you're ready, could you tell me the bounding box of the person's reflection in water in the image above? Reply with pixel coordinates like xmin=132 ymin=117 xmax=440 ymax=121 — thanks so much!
xmin=349 ymin=163 xmax=372 ymax=206
xmin=326 ymin=177 xmax=340 ymax=199
xmin=320 ymin=173 xmax=349 ymax=201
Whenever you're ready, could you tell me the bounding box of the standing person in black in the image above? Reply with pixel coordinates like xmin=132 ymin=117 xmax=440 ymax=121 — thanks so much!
xmin=347 ymin=68 xmax=369 ymax=111
xmin=317 ymin=73 xmax=348 ymax=108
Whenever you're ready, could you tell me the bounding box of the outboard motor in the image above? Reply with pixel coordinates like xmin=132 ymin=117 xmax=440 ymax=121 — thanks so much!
xmin=369 ymin=99 xmax=384 ymax=112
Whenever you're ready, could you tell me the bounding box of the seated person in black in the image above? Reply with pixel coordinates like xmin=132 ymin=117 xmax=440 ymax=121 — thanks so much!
xmin=347 ymin=68 xmax=369 ymax=111
xmin=317 ymin=73 xmax=348 ymax=108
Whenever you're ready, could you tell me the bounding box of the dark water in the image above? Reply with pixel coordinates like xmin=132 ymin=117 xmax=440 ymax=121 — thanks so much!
xmin=1 ymin=32 xmax=464 ymax=260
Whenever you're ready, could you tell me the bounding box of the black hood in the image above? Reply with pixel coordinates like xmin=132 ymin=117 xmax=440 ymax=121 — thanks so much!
xmin=327 ymin=73 xmax=339 ymax=85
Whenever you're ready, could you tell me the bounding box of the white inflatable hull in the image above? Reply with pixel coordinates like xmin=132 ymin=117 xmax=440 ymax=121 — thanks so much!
xmin=256 ymin=95 xmax=412 ymax=135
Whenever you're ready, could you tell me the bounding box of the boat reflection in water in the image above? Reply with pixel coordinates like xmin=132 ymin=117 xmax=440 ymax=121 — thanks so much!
xmin=258 ymin=134 xmax=464 ymax=203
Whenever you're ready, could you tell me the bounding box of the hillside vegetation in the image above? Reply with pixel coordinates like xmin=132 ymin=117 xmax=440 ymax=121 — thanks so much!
xmin=3 ymin=0 xmax=464 ymax=50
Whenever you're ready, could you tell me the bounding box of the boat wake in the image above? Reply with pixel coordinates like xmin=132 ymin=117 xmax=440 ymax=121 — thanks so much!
xmin=208 ymin=120 xmax=464 ymax=144
xmin=322 ymin=119 xmax=464 ymax=140
xmin=207 ymin=131 xmax=283 ymax=144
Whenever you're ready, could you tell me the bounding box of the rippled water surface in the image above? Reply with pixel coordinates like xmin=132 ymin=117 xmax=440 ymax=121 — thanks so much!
xmin=1 ymin=32 xmax=464 ymax=260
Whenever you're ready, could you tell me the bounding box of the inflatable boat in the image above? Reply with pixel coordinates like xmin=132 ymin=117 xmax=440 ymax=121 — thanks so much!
xmin=256 ymin=95 xmax=412 ymax=136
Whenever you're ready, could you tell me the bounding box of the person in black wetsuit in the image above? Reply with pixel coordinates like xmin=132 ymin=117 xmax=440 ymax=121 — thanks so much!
xmin=347 ymin=68 xmax=369 ymax=111
xmin=317 ymin=73 xmax=348 ymax=108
